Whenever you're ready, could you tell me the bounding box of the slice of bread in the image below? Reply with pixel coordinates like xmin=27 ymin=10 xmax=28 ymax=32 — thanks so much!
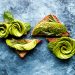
xmin=32 ymin=14 xmax=69 ymax=37
xmin=40 ymin=14 xmax=61 ymax=23
xmin=46 ymin=38 xmax=59 ymax=42
xmin=15 ymin=39 xmax=41 ymax=58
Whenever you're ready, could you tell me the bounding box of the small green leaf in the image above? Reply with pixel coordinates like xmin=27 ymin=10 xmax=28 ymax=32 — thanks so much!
xmin=24 ymin=22 xmax=31 ymax=32
xmin=3 ymin=11 xmax=14 ymax=22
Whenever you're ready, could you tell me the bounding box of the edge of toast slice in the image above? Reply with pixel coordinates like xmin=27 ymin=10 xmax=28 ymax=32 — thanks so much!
xmin=46 ymin=38 xmax=59 ymax=42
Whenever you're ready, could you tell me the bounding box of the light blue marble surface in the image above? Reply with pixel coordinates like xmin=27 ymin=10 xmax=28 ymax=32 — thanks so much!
xmin=0 ymin=0 xmax=75 ymax=75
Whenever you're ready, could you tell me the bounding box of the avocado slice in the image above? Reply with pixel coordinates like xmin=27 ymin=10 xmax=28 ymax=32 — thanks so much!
xmin=6 ymin=39 xmax=40 ymax=51
xmin=32 ymin=14 xmax=69 ymax=37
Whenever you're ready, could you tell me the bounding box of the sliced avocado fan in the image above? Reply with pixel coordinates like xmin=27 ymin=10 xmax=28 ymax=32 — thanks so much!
xmin=48 ymin=37 xmax=75 ymax=59
xmin=32 ymin=21 xmax=67 ymax=36
xmin=2 ymin=11 xmax=31 ymax=38
xmin=6 ymin=39 xmax=40 ymax=51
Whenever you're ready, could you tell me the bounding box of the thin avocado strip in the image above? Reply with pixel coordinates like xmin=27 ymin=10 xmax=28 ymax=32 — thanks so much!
xmin=3 ymin=11 xmax=14 ymax=22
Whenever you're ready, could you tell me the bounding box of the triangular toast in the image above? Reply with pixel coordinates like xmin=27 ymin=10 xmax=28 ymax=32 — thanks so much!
xmin=15 ymin=39 xmax=41 ymax=58
xmin=6 ymin=39 xmax=41 ymax=58
xmin=32 ymin=14 xmax=69 ymax=37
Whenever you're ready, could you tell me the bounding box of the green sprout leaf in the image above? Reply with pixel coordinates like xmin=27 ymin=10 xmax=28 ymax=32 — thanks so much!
xmin=3 ymin=11 xmax=14 ymax=22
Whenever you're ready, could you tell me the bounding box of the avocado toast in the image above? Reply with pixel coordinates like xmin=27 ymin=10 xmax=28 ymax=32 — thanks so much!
xmin=32 ymin=14 xmax=69 ymax=37
xmin=6 ymin=38 xmax=41 ymax=58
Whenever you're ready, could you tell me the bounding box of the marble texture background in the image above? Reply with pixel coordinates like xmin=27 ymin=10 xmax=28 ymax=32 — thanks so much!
xmin=0 ymin=0 xmax=75 ymax=75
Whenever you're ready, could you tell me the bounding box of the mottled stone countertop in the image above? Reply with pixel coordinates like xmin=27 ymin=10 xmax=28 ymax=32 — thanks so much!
xmin=0 ymin=0 xmax=75 ymax=75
